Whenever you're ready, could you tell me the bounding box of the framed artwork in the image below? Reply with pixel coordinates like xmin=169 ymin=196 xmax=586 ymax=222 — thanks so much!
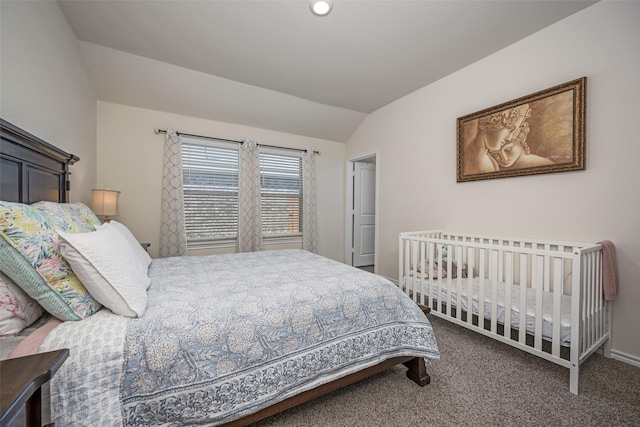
xmin=457 ymin=77 xmax=586 ymax=182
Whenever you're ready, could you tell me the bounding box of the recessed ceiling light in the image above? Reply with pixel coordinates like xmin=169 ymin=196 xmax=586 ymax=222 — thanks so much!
xmin=310 ymin=0 xmax=333 ymax=17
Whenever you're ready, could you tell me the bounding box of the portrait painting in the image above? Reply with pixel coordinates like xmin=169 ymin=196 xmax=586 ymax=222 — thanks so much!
xmin=457 ymin=77 xmax=586 ymax=182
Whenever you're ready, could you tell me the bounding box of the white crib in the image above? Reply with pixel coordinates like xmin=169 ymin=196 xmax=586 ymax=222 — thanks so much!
xmin=399 ymin=230 xmax=612 ymax=394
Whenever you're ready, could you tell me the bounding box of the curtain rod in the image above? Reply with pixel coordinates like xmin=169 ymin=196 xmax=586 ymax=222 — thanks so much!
xmin=154 ymin=128 xmax=320 ymax=155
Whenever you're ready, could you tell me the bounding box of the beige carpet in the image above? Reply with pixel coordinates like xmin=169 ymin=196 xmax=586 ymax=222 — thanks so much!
xmin=254 ymin=315 xmax=640 ymax=426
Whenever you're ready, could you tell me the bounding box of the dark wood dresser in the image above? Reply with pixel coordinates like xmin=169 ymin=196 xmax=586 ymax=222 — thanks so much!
xmin=0 ymin=349 xmax=69 ymax=427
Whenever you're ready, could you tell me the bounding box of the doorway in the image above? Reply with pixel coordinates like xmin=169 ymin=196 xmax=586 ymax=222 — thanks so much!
xmin=346 ymin=152 xmax=378 ymax=273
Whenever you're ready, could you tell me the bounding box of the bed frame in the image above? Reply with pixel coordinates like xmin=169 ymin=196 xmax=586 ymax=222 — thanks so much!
xmin=0 ymin=118 xmax=431 ymax=425
xmin=0 ymin=119 xmax=77 ymax=204
xmin=400 ymin=230 xmax=612 ymax=395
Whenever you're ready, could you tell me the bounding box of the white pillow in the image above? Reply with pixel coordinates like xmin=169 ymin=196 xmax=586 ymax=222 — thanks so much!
xmin=0 ymin=271 xmax=44 ymax=336
xmin=58 ymin=224 xmax=150 ymax=317
xmin=109 ymin=220 xmax=152 ymax=287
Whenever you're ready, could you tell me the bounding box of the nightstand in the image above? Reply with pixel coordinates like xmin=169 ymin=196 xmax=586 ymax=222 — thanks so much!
xmin=0 ymin=349 xmax=69 ymax=427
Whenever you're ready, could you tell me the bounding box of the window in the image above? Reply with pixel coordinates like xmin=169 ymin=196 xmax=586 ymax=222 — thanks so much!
xmin=182 ymin=142 xmax=238 ymax=241
xmin=260 ymin=152 xmax=302 ymax=236
xmin=182 ymin=141 xmax=303 ymax=245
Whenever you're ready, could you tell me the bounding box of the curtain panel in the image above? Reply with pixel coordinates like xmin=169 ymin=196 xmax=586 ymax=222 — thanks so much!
xmin=237 ymin=140 xmax=264 ymax=252
xmin=159 ymin=128 xmax=188 ymax=257
xmin=302 ymin=150 xmax=319 ymax=253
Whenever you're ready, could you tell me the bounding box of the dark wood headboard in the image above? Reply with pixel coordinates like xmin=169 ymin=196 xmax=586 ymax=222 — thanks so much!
xmin=0 ymin=119 xmax=78 ymax=204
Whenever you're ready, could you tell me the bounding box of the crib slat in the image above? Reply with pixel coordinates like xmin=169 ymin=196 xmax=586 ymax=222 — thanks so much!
xmin=418 ymin=241 xmax=425 ymax=307
xmin=490 ymin=249 xmax=498 ymax=334
xmin=416 ymin=241 xmax=422 ymax=308
xmin=411 ymin=240 xmax=419 ymax=305
xmin=427 ymin=242 xmax=438 ymax=313
xmin=544 ymin=244 xmax=551 ymax=292
xmin=444 ymin=242 xmax=451 ymax=317
xmin=432 ymin=242 xmax=439 ymax=312
xmin=584 ymin=252 xmax=592 ymax=353
xmin=552 ymin=257 xmax=563 ymax=357
xmin=419 ymin=240 xmax=426 ymax=307
xmin=454 ymin=244 xmax=462 ymax=321
xmin=478 ymin=249 xmax=486 ymax=330
xmin=580 ymin=251 xmax=593 ymax=351
xmin=595 ymin=251 xmax=603 ymax=345
xmin=594 ymin=252 xmax=601 ymax=344
xmin=447 ymin=243 xmax=453 ymax=318
xmin=498 ymin=240 xmax=504 ymax=283
xmin=466 ymin=246 xmax=474 ymax=326
xmin=519 ymin=247 xmax=527 ymax=344
xmin=587 ymin=252 xmax=597 ymax=349
xmin=504 ymin=251 xmax=513 ymax=336
xmin=586 ymin=252 xmax=593 ymax=350
xmin=591 ymin=253 xmax=597 ymax=345
xmin=534 ymin=255 xmax=544 ymax=350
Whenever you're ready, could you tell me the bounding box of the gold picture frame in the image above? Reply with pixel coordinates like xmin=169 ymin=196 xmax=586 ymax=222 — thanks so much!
xmin=457 ymin=77 xmax=586 ymax=182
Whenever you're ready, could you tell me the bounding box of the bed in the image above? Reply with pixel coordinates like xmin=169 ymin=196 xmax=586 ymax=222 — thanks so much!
xmin=399 ymin=230 xmax=612 ymax=395
xmin=0 ymin=118 xmax=439 ymax=426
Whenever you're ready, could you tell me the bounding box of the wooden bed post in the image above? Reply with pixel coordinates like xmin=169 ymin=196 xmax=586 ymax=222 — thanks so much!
xmin=404 ymin=357 xmax=431 ymax=386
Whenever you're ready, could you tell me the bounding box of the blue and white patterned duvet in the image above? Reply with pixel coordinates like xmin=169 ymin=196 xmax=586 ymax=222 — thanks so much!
xmin=41 ymin=250 xmax=439 ymax=426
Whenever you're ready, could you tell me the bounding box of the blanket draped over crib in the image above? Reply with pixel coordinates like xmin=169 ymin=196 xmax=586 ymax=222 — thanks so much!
xmin=41 ymin=250 xmax=439 ymax=426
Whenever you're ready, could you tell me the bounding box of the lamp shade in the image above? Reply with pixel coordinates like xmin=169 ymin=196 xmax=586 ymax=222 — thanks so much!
xmin=92 ymin=189 xmax=120 ymax=221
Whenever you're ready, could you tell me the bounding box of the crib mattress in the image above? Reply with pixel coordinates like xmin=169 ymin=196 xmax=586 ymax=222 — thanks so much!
xmin=403 ymin=276 xmax=572 ymax=345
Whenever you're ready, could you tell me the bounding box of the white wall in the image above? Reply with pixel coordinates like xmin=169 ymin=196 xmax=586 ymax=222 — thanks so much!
xmin=0 ymin=1 xmax=97 ymax=203
xmin=346 ymin=2 xmax=640 ymax=361
xmin=96 ymin=101 xmax=345 ymax=261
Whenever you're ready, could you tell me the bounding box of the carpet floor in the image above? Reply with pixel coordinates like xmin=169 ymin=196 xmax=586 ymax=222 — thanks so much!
xmin=253 ymin=315 xmax=640 ymax=426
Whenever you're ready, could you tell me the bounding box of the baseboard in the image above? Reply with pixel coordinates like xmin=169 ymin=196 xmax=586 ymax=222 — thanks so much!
xmin=611 ymin=349 xmax=640 ymax=368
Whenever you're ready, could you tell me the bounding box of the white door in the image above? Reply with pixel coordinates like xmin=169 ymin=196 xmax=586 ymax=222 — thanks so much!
xmin=353 ymin=162 xmax=376 ymax=267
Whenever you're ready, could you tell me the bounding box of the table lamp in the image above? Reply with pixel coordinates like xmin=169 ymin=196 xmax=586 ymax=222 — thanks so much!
xmin=92 ymin=188 xmax=120 ymax=222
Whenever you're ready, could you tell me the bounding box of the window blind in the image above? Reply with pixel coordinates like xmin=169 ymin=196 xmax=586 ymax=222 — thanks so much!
xmin=182 ymin=142 xmax=303 ymax=243
xmin=260 ymin=152 xmax=302 ymax=236
xmin=182 ymin=143 xmax=238 ymax=240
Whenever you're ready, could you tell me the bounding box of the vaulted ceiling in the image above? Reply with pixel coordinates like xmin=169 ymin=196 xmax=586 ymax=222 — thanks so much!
xmin=58 ymin=0 xmax=597 ymax=142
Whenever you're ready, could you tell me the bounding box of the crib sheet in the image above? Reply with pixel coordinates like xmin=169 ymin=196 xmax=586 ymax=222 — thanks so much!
xmin=404 ymin=276 xmax=572 ymax=345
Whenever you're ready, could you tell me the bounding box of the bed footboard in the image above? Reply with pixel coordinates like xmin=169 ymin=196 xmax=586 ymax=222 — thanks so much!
xmin=221 ymin=356 xmax=426 ymax=426
xmin=399 ymin=230 xmax=612 ymax=395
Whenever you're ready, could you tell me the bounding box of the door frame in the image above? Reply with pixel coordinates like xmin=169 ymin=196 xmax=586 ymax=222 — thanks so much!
xmin=345 ymin=150 xmax=379 ymax=273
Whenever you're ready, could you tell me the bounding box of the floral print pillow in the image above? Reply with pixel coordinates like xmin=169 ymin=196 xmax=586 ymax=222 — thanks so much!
xmin=0 ymin=271 xmax=43 ymax=336
xmin=0 ymin=201 xmax=101 ymax=321
xmin=32 ymin=201 xmax=101 ymax=232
